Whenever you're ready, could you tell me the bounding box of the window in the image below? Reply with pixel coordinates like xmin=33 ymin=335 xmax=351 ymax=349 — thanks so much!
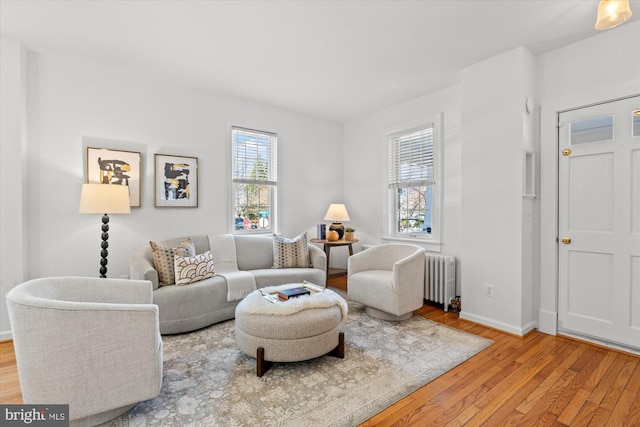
xmin=231 ymin=127 xmax=277 ymax=233
xmin=388 ymin=121 xmax=439 ymax=239
xmin=569 ymin=115 xmax=614 ymax=145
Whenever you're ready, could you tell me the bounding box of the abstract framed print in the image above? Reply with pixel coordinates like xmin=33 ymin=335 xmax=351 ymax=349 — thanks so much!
xmin=154 ymin=154 xmax=198 ymax=207
xmin=86 ymin=147 xmax=141 ymax=207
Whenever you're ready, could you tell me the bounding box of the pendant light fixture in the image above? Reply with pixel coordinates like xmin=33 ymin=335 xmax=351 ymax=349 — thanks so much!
xmin=595 ymin=0 xmax=633 ymax=30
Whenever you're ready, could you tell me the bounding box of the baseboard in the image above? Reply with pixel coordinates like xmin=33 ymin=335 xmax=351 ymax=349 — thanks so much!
xmin=537 ymin=309 xmax=557 ymax=336
xmin=521 ymin=320 xmax=538 ymax=336
xmin=459 ymin=311 xmax=537 ymax=337
xmin=0 ymin=329 xmax=13 ymax=342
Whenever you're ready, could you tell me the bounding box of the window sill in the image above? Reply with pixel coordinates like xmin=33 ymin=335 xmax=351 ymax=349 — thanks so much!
xmin=232 ymin=230 xmax=272 ymax=235
xmin=381 ymin=236 xmax=442 ymax=252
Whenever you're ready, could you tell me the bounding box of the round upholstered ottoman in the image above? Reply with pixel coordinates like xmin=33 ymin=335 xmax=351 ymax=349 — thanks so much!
xmin=235 ymin=284 xmax=348 ymax=376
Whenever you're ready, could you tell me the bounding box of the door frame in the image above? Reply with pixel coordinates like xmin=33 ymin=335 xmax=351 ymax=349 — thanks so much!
xmin=539 ymin=80 xmax=640 ymax=337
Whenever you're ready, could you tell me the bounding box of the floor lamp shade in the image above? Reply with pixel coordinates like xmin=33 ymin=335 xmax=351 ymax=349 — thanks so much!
xmin=79 ymin=184 xmax=131 ymax=277
xmin=324 ymin=203 xmax=350 ymax=239
xmin=79 ymin=183 xmax=131 ymax=214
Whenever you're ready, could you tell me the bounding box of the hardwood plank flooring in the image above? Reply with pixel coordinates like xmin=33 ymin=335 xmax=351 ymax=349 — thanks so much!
xmin=0 ymin=339 xmax=21 ymax=404
xmin=1 ymin=276 xmax=638 ymax=426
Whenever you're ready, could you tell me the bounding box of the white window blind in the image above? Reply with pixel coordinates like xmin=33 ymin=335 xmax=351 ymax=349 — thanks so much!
xmin=232 ymin=127 xmax=277 ymax=185
xmin=388 ymin=126 xmax=434 ymax=188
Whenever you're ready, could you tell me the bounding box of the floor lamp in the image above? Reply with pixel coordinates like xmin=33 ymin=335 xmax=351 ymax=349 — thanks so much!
xmin=79 ymin=183 xmax=131 ymax=278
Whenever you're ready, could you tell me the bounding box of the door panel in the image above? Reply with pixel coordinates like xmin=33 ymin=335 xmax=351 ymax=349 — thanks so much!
xmin=568 ymin=251 xmax=612 ymax=322
xmin=633 ymin=256 xmax=640 ymax=329
xmin=569 ymin=153 xmax=613 ymax=231
xmin=558 ymin=95 xmax=640 ymax=351
xmin=633 ymin=149 xmax=640 ymax=234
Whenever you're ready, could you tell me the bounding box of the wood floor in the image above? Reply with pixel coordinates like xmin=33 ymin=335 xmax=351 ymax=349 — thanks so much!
xmin=1 ymin=276 xmax=638 ymax=426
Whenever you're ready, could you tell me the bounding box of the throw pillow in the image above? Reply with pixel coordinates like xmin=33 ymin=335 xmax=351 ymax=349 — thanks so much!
xmin=174 ymin=250 xmax=215 ymax=286
xmin=272 ymin=232 xmax=311 ymax=268
xmin=150 ymin=237 xmax=196 ymax=286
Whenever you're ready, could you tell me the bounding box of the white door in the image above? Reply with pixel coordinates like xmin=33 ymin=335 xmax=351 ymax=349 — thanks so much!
xmin=558 ymin=95 xmax=640 ymax=352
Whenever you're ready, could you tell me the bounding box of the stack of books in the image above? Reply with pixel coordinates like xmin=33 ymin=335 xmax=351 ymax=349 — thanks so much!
xmin=317 ymin=224 xmax=326 ymax=240
xmin=277 ymin=287 xmax=311 ymax=300
xmin=259 ymin=281 xmax=325 ymax=304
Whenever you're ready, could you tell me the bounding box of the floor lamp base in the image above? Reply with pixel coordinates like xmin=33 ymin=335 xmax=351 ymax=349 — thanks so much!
xmin=100 ymin=213 xmax=109 ymax=278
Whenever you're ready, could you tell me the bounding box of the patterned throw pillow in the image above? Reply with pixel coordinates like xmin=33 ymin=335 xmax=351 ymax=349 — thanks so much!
xmin=272 ymin=232 xmax=311 ymax=268
xmin=150 ymin=238 xmax=196 ymax=286
xmin=174 ymin=251 xmax=216 ymax=286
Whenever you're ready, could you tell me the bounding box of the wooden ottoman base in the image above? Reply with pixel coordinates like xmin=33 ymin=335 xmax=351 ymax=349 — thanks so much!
xmin=256 ymin=332 xmax=345 ymax=377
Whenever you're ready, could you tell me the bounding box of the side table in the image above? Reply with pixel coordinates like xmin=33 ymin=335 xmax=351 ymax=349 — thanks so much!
xmin=310 ymin=238 xmax=359 ymax=284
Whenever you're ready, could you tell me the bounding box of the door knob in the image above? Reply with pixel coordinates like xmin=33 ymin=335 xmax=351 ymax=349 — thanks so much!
xmin=561 ymin=237 xmax=571 ymax=244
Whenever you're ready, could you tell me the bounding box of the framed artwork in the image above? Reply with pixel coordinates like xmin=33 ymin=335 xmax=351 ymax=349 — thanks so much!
xmin=86 ymin=147 xmax=141 ymax=207
xmin=154 ymin=154 xmax=198 ymax=207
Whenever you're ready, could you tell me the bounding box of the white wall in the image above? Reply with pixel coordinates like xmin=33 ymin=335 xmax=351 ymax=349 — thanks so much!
xmin=459 ymin=47 xmax=535 ymax=335
xmin=537 ymin=21 xmax=640 ymax=335
xmin=537 ymin=21 xmax=640 ymax=106
xmin=0 ymin=38 xmax=27 ymax=338
xmin=0 ymin=42 xmax=343 ymax=339
xmin=342 ymin=85 xmax=463 ymax=284
xmin=521 ymin=48 xmax=538 ymax=331
xmin=342 ymin=47 xmax=541 ymax=336
xmin=342 ymin=49 xmax=540 ymax=335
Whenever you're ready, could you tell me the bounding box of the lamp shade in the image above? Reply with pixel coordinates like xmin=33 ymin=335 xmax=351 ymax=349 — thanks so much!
xmin=595 ymin=0 xmax=633 ymax=30
xmin=79 ymin=184 xmax=131 ymax=214
xmin=324 ymin=203 xmax=350 ymax=222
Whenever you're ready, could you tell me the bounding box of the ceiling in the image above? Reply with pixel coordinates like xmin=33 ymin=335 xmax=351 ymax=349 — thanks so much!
xmin=1 ymin=0 xmax=638 ymax=122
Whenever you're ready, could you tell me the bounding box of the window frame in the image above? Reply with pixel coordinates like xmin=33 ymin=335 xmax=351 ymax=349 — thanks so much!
xmin=230 ymin=125 xmax=278 ymax=234
xmin=385 ymin=114 xmax=442 ymax=244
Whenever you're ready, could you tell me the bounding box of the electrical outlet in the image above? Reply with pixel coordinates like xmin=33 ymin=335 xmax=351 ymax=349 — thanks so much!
xmin=484 ymin=284 xmax=494 ymax=297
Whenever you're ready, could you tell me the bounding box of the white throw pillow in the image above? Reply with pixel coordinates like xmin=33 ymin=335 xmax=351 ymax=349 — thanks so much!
xmin=174 ymin=250 xmax=216 ymax=286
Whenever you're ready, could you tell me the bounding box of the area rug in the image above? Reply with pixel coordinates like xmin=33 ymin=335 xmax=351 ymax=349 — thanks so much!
xmin=102 ymin=297 xmax=492 ymax=427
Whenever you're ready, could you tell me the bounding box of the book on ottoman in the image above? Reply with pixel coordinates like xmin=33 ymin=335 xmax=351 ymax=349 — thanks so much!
xmin=277 ymin=287 xmax=311 ymax=300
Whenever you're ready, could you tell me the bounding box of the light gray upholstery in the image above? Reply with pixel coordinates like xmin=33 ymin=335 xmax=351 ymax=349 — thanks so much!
xmin=235 ymin=289 xmax=344 ymax=362
xmin=5 ymin=277 xmax=162 ymax=427
xmin=348 ymin=244 xmax=425 ymax=320
xmin=151 ymin=275 xmax=238 ymax=334
xmin=130 ymin=234 xmax=326 ymax=334
xmin=234 ymin=234 xmax=276 ymax=270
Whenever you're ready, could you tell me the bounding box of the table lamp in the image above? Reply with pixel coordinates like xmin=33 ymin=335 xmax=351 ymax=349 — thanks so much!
xmin=324 ymin=203 xmax=350 ymax=239
xmin=79 ymin=183 xmax=131 ymax=278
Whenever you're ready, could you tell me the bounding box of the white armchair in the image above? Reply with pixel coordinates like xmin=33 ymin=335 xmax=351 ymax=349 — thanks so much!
xmin=5 ymin=277 xmax=163 ymax=427
xmin=347 ymin=244 xmax=425 ymax=320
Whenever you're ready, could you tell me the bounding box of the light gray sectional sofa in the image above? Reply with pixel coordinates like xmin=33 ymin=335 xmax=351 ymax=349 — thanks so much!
xmin=130 ymin=234 xmax=326 ymax=334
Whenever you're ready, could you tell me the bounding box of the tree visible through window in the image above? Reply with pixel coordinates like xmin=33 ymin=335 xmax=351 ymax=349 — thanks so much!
xmin=388 ymin=125 xmax=435 ymax=237
xmin=232 ymin=127 xmax=277 ymax=232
